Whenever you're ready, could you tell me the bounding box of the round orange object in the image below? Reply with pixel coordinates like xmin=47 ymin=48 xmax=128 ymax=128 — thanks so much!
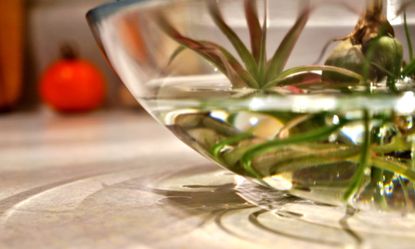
xmin=40 ymin=56 xmax=106 ymax=112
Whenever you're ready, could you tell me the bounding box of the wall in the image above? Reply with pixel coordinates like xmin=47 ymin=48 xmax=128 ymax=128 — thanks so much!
xmin=25 ymin=0 xmax=135 ymax=109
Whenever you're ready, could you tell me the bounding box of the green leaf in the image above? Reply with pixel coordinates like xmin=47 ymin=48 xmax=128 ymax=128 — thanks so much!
xmin=402 ymin=60 xmax=415 ymax=77
xmin=372 ymin=135 xmax=411 ymax=154
xmin=167 ymin=45 xmax=187 ymax=66
xmin=258 ymin=0 xmax=269 ymax=85
xmin=240 ymin=119 xmax=348 ymax=177
xmin=265 ymin=6 xmax=311 ymax=82
xmin=270 ymin=147 xmax=360 ymax=175
xmin=157 ymin=13 xmax=257 ymax=87
xmin=264 ymin=65 xmax=364 ymax=88
xmin=206 ymin=41 xmax=258 ymax=88
xmin=211 ymin=132 xmax=253 ymax=157
xmin=208 ymin=0 xmax=259 ymax=81
xmin=244 ymin=0 xmax=263 ymax=63
xmin=314 ymin=37 xmax=346 ymax=64
xmin=371 ymin=157 xmax=415 ymax=183
xmin=343 ymin=110 xmax=371 ymax=202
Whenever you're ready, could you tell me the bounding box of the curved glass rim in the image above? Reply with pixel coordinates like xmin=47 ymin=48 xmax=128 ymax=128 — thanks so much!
xmin=87 ymin=0 xmax=415 ymax=115
xmin=87 ymin=0 xmax=150 ymax=25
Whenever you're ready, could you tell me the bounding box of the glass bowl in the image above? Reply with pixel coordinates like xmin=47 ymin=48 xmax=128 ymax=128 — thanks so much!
xmin=88 ymin=0 xmax=415 ymax=211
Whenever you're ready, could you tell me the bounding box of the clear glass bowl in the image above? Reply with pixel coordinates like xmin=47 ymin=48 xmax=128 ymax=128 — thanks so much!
xmin=88 ymin=0 xmax=415 ymax=211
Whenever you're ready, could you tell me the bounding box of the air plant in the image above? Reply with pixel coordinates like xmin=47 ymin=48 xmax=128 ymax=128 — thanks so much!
xmin=158 ymin=0 xmax=362 ymax=90
xmin=157 ymin=0 xmax=415 ymax=209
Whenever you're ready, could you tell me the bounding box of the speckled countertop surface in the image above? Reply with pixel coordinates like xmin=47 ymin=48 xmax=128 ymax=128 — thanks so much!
xmin=0 ymin=111 xmax=413 ymax=249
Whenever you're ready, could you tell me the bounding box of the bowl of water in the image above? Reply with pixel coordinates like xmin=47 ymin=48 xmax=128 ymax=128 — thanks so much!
xmin=88 ymin=0 xmax=415 ymax=211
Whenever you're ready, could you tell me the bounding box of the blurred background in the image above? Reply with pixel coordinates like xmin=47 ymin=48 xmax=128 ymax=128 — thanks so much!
xmin=0 ymin=0 xmax=139 ymax=114
xmin=0 ymin=0 xmax=413 ymax=114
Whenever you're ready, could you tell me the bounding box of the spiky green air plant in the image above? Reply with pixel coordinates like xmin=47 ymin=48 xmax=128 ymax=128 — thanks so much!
xmin=156 ymin=0 xmax=415 ymax=209
xmin=323 ymin=0 xmax=403 ymax=87
xmin=158 ymin=0 xmax=362 ymax=90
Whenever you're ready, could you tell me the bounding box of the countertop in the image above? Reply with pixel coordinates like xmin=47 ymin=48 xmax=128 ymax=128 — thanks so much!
xmin=0 ymin=111 xmax=414 ymax=249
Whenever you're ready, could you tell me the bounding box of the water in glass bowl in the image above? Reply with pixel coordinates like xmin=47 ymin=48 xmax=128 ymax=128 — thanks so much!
xmin=142 ymin=74 xmax=415 ymax=211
